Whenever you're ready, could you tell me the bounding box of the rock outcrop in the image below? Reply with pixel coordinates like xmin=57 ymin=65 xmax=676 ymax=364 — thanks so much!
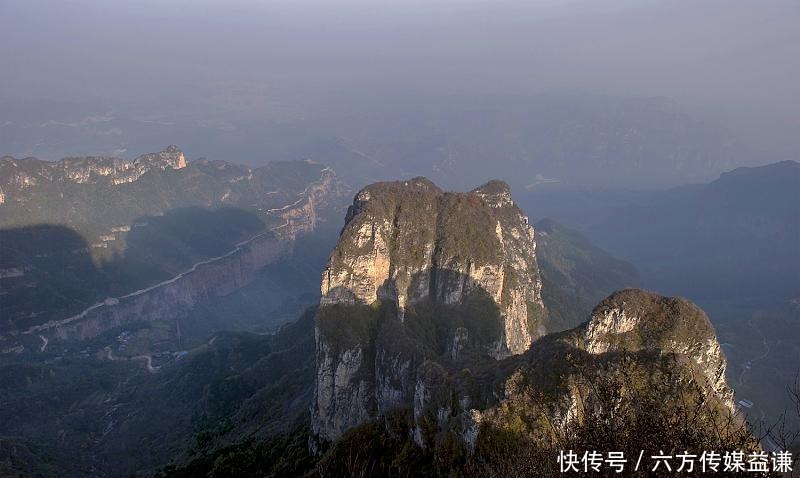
xmin=320 ymin=178 xmax=544 ymax=354
xmin=581 ymin=289 xmax=734 ymax=411
xmin=310 ymin=177 xmax=739 ymax=454
xmin=312 ymin=178 xmax=545 ymax=442
xmin=472 ymin=289 xmax=741 ymax=452
xmin=411 ymin=288 xmax=738 ymax=451
xmin=0 ymin=146 xmax=186 ymax=197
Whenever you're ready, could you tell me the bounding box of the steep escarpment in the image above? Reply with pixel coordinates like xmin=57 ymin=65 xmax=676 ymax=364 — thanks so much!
xmin=0 ymin=145 xmax=186 ymax=198
xmin=311 ymin=177 xmax=744 ymax=462
xmin=22 ymin=228 xmax=290 ymax=342
xmin=315 ymin=289 xmax=749 ymax=476
xmin=581 ymin=288 xmax=731 ymax=411
xmin=313 ymin=178 xmax=545 ymax=442
xmin=320 ymin=178 xmax=544 ymax=353
xmin=0 ymin=158 xmax=348 ymax=348
xmin=494 ymin=294 xmax=747 ymax=472
xmin=393 ymin=288 xmax=737 ymax=447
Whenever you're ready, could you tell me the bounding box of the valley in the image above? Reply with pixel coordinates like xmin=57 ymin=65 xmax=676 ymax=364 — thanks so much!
xmin=0 ymin=149 xmax=796 ymax=476
xmin=2 ymin=2 xmax=798 ymax=476
xmin=0 ymin=147 xmax=348 ymax=350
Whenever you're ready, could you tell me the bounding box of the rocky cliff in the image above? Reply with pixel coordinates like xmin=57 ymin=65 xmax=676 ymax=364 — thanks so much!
xmin=460 ymin=289 xmax=739 ymax=454
xmin=314 ymin=288 xmax=743 ymax=471
xmin=0 ymin=162 xmax=347 ymax=348
xmin=311 ymin=177 xmax=740 ymax=457
xmin=320 ymin=178 xmax=544 ymax=353
xmin=312 ymin=178 xmax=545 ymax=442
xmin=580 ymin=289 xmax=734 ymax=412
xmin=0 ymin=146 xmax=186 ymax=202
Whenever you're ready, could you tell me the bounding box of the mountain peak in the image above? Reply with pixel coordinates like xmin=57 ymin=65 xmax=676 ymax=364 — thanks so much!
xmin=355 ymin=176 xmax=442 ymax=199
xmin=586 ymin=288 xmax=716 ymax=350
xmin=582 ymin=288 xmax=733 ymax=411
xmin=132 ymin=145 xmax=186 ymax=170
xmin=323 ymin=177 xmax=543 ymax=339
xmin=710 ymin=158 xmax=799 ymax=191
xmin=472 ymin=179 xmax=513 ymax=208
xmin=314 ymin=177 xmax=545 ymax=441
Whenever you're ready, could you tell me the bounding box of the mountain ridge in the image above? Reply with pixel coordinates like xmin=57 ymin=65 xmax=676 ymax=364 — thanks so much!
xmin=310 ymin=177 xmax=744 ymax=465
xmin=0 ymin=147 xmax=349 ymax=351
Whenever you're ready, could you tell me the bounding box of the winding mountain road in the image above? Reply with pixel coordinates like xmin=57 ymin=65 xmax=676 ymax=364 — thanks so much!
xmin=104 ymin=347 xmax=158 ymax=373
xmin=736 ymin=319 xmax=771 ymax=387
xmin=17 ymin=167 xmax=334 ymax=339
xmin=733 ymin=318 xmax=781 ymax=452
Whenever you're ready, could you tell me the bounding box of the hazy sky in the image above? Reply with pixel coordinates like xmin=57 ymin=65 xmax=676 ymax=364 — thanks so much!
xmin=1 ymin=0 xmax=798 ymax=145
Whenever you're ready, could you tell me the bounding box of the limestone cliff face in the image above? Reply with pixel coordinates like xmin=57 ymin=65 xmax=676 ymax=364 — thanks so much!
xmin=277 ymin=167 xmax=346 ymax=238
xmin=320 ymin=178 xmax=544 ymax=354
xmin=312 ymin=178 xmax=545 ymax=442
xmin=0 ymin=146 xmax=186 ymax=197
xmin=431 ymin=289 xmax=738 ymax=449
xmin=1 ymin=166 xmax=345 ymax=347
xmin=314 ymin=276 xmax=739 ymax=452
xmin=581 ymin=289 xmax=734 ymax=411
xmin=24 ymin=231 xmax=290 ymax=342
xmin=58 ymin=145 xmax=187 ymax=185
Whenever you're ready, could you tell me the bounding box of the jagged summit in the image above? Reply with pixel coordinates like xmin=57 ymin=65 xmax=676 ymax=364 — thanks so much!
xmin=587 ymin=288 xmax=716 ymax=349
xmin=580 ymin=288 xmax=733 ymax=410
xmin=473 ymin=179 xmax=510 ymax=194
xmin=131 ymin=144 xmax=186 ymax=169
xmin=313 ymin=177 xmax=545 ymax=441
xmin=321 ymin=177 xmax=544 ymax=352
xmin=0 ymin=146 xmax=187 ymax=194
xmin=312 ymin=178 xmax=741 ymax=454
xmin=471 ymin=179 xmax=514 ymax=208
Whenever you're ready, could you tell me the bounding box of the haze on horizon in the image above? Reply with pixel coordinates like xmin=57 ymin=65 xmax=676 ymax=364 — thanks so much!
xmin=1 ymin=0 xmax=798 ymax=155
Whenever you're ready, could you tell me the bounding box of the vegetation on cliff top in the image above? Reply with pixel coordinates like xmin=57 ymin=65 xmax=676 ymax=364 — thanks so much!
xmin=591 ymin=288 xmax=717 ymax=349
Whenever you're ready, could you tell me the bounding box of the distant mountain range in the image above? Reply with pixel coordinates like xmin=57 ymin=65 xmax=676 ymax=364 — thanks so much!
xmin=582 ymin=160 xmax=799 ymax=302
xmin=518 ymin=158 xmax=800 ymax=436
xmin=302 ymin=94 xmax=776 ymax=190
xmin=1 ymin=144 xmax=793 ymax=475
xmin=0 ymin=145 xmax=339 ymax=240
xmin=1 ymin=93 xmax=785 ymax=190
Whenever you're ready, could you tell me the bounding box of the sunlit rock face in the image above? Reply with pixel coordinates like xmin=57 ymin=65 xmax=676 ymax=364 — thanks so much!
xmin=312 ymin=177 xmax=545 ymax=442
xmin=58 ymin=144 xmax=187 ymax=185
xmin=0 ymin=146 xmax=187 ymax=196
xmin=581 ymin=289 xmax=735 ymax=412
xmin=319 ymin=177 xmax=544 ymax=354
xmin=465 ymin=289 xmax=739 ymax=452
xmin=313 ymin=195 xmax=740 ymax=450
